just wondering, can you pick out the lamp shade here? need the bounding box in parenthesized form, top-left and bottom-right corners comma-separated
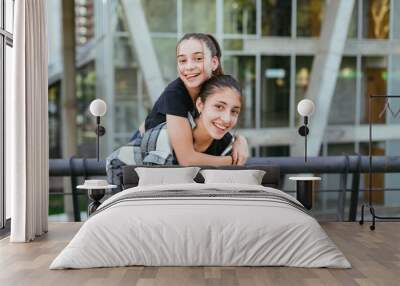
(297, 99, 315, 116)
(89, 99, 107, 117)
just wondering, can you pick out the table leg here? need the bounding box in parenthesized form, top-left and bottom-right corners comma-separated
(296, 180, 313, 210)
(88, 189, 105, 215)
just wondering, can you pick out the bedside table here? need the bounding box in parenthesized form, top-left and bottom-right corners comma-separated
(289, 177, 321, 210)
(77, 183, 117, 215)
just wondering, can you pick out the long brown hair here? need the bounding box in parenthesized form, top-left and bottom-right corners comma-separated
(177, 33, 224, 76)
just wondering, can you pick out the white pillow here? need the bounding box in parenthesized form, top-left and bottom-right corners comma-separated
(200, 169, 266, 185)
(135, 167, 200, 186)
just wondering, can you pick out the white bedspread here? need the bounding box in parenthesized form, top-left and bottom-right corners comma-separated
(50, 183, 351, 269)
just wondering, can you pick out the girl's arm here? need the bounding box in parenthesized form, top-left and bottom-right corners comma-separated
(167, 115, 233, 166)
(231, 134, 249, 165)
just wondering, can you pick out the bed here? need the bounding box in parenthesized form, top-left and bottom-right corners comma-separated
(50, 165, 350, 269)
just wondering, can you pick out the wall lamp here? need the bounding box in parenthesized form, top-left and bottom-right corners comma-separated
(297, 99, 315, 162)
(89, 99, 107, 162)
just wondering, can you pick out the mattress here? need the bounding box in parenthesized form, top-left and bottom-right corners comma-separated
(50, 183, 351, 269)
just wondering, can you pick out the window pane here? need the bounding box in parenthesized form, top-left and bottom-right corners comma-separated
(393, 0, 400, 39)
(347, 0, 358, 38)
(360, 141, 386, 206)
(259, 145, 290, 157)
(261, 56, 290, 127)
(0, 39, 3, 227)
(384, 139, 400, 213)
(327, 143, 355, 155)
(324, 143, 356, 220)
(363, 0, 390, 39)
(223, 56, 256, 128)
(114, 67, 137, 98)
(224, 0, 256, 35)
(76, 63, 96, 158)
(152, 37, 178, 83)
(5, 44, 13, 220)
(182, 0, 215, 33)
(262, 0, 291, 36)
(224, 39, 243, 51)
(295, 56, 313, 124)
(297, 0, 324, 37)
(5, 0, 14, 33)
(142, 0, 177, 33)
(113, 33, 152, 142)
(114, 82, 141, 133)
(48, 83, 62, 158)
(113, 36, 135, 68)
(115, 2, 129, 32)
(360, 56, 388, 124)
(113, 66, 150, 138)
(329, 57, 357, 125)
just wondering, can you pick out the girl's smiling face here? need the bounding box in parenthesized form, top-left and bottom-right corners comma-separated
(177, 39, 219, 90)
(196, 87, 241, 140)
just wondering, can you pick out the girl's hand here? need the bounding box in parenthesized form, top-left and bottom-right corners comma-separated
(167, 115, 233, 166)
(231, 134, 249, 165)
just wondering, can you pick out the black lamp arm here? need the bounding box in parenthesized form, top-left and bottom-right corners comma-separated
(95, 116, 106, 162)
(297, 116, 309, 163)
(95, 116, 106, 136)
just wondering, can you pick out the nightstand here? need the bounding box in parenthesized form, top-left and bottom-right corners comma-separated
(77, 182, 117, 215)
(289, 177, 321, 210)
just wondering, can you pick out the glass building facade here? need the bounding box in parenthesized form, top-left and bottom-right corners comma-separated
(47, 0, 400, 221)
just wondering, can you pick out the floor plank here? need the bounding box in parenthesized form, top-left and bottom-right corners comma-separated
(0, 222, 399, 286)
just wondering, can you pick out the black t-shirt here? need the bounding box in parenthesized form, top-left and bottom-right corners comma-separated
(145, 78, 193, 130)
(145, 77, 233, 156)
(204, 134, 233, 156)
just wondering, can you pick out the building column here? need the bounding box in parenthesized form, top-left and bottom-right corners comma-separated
(61, 0, 78, 220)
(121, 0, 164, 104)
(94, 0, 115, 156)
(291, 0, 355, 156)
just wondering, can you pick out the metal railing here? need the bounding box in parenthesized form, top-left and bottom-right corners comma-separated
(49, 155, 400, 222)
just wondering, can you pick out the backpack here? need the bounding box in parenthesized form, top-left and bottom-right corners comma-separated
(139, 112, 197, 165)
(105, 114, 192, 187)
(105, 135, 142, 189)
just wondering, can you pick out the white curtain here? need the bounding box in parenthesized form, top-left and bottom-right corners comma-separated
(7, 0, 49, 242)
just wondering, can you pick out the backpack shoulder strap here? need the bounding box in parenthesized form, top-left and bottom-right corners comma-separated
(140, 122, 167, 157)
(188, 112, 196, 129)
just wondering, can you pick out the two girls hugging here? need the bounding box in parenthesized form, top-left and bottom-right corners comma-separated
(110, 33, 248, 172)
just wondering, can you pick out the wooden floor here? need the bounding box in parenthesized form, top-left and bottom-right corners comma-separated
(0, 222, 399, 286)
